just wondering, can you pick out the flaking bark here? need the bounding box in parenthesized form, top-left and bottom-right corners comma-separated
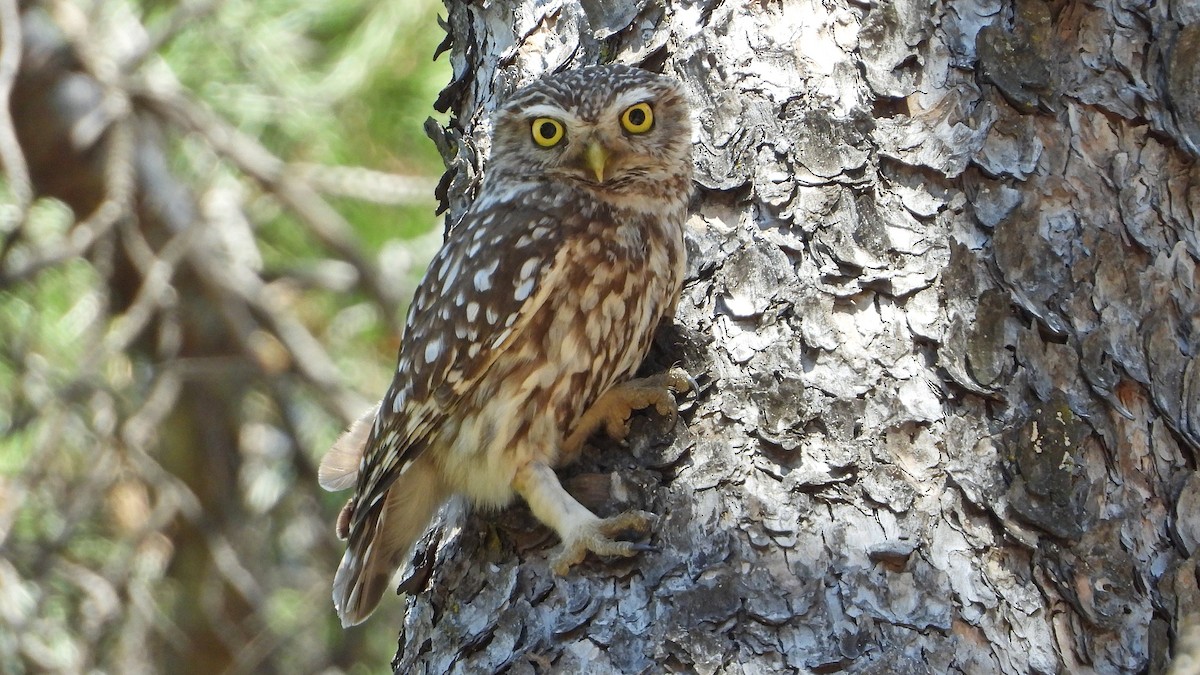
(405, 1, 1200, 672)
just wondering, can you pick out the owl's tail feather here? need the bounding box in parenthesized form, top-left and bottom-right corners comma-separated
(332, 457, 448, 627)
(318, 408, 375, 492)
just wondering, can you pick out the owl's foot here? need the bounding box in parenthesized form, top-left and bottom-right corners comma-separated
(560, 367, 694, 463)
(512, 462, 657, 574)
(550, 510, 656, 575)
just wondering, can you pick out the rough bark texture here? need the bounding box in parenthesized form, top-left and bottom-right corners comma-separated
(404, 1, 1200, 672)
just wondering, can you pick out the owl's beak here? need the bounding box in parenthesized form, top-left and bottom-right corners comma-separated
(584, 142, 608, 183)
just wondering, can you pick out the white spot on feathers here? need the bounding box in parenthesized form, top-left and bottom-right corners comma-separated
(519, 258, 538, 280)
(474, 259, 499, 291)
(424, 338, 442, 364)
(443, 255, 462, 287)
(514, 278, 534, 301)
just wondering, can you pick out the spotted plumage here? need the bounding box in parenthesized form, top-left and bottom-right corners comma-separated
(318, 64, 693, 626)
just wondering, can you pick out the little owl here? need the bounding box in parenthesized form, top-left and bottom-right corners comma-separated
(318, 64, 694, 626)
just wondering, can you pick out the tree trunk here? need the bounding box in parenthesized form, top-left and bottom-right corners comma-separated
(403, 0, 1200, 672)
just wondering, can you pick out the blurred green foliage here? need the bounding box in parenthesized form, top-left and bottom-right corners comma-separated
(0, 0, 451, 672)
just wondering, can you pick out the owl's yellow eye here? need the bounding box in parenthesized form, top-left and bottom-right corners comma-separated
(620, 102, 654, 134)
(531, 118, 565, 147)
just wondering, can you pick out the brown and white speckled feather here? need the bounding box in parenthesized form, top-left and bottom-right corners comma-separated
(319, 64, 692, 627)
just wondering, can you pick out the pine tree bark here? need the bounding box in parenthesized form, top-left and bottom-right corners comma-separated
(405, 1, 1199, 673)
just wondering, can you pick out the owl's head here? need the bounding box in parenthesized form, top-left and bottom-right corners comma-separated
(487, 65, 693, 201)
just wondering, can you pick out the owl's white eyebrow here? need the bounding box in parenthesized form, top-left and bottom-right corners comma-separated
(612, 88, 658, 109)
(523, 104, 581, 124)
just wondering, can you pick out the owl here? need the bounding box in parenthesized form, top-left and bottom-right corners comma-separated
(318, 64, 694, 627)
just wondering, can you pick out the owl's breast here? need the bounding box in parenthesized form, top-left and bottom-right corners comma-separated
(540, 206, 686, 421)
(433, 199, 686, 504)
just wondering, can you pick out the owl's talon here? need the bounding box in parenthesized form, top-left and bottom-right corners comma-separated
(672, 368, 701, 403)
(627, 541, 659, 553)
(653, 367, 694, 423)
(550, 509, 656, 575)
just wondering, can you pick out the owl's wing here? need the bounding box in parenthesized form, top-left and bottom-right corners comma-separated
(342, 205, 576, 527)
(324, 203, 581, 624)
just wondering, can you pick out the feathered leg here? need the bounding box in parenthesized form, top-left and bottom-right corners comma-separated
(512, 461, 654, 575)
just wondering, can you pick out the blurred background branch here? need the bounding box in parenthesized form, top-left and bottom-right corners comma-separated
(0, 1, 449, 672)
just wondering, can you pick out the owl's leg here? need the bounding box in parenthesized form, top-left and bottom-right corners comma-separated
(512, 461, 655, 574)
(559, 366, 693, 466)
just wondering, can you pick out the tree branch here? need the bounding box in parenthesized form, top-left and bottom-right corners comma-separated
(0, 0, 33, 217)
(137, 85, 405, 331)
